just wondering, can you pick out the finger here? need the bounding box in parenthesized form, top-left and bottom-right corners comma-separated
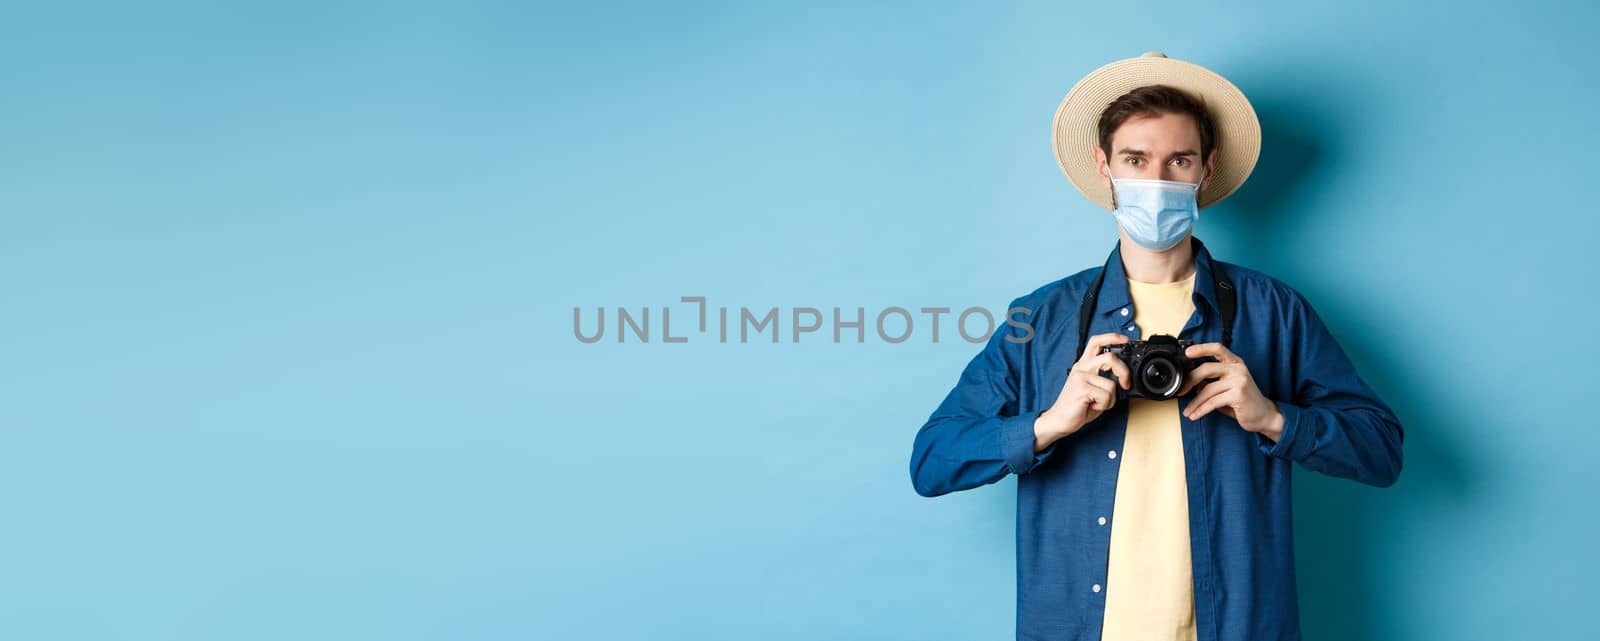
(1076, 375, 1117, 412)
(1091, 352, 1134, 390)
(1184, 342, 1242, 364)
(1176, 362, 1227, 396)
(1186, 386, 1236, 421)
(1190, 389, 1236, 421)
(1072, 347, 1130, 380)
(1080, 372, 1116, 396)
(1084, 381, 1115, 411)
(1080, 332, 1132, 365)
(1185, 375, 1234, 416)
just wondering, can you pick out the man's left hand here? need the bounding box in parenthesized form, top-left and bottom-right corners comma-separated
(1177, 343, 1285, 441)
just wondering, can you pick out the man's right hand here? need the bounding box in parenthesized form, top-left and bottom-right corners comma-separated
(1034, 332, 1132, 448)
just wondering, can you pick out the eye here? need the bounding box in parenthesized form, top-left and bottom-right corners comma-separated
(1171, 158, 1189, 166)
(1126, 157, 1141, 166)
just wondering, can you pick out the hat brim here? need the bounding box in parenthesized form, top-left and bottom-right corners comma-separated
(1052, 54, 1261, 211)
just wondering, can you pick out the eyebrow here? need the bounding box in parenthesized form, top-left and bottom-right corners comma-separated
(1116, 148, 1199, 158)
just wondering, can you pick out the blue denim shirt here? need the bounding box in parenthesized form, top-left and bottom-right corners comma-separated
(908, 235, 1404, 641)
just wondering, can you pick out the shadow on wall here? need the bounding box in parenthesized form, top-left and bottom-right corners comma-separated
(1216, 64, 1487, 639)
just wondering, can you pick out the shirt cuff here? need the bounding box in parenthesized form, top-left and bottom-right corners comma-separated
(1257, 400, 1308, 460)
(1001, 413, 1047, 475)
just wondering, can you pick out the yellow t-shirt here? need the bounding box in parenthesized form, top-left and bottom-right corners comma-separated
(1100, 272, 1198, 641)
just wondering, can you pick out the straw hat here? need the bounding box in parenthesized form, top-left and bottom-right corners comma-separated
(1051, 51, 1261, 211)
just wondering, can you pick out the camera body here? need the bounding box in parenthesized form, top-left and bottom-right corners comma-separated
(1097, 333, 1213, 401)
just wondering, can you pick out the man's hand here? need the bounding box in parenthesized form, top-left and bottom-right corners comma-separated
(1177, 342, 1286, 441)
(1035, 332, 1133, 447)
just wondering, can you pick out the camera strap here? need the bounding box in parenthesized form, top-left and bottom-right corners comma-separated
(1075, 241, 1236, 362)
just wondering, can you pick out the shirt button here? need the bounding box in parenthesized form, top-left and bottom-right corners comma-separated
(1107, 450, 1117, 459)
(1098, 516, 1107, 525)
(1120, 307, 1129, 316)
(1092, 584, 1102, 593)
(1126, 324, 1136, 332)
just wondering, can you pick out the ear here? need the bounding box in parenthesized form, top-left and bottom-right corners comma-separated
(1091, 145, 1110, 189)
(1201, 148, 1219, 188)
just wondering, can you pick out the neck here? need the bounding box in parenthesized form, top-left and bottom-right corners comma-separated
(1118, 230, 1197, 283)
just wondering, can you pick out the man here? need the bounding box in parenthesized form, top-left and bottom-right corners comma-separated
(907, 52, 1405, 641)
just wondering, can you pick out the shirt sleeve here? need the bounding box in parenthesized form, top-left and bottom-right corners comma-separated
(909, 299, 1065, 497)
(1256, 290, 1406, 488)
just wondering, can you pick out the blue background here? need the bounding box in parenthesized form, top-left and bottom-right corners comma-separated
(3, 1, 1594, 639)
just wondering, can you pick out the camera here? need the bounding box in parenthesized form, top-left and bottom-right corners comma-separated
(1096, 334, 1212, 401)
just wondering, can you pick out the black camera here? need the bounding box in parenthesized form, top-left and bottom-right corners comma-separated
(1096, 334, 1212, 401)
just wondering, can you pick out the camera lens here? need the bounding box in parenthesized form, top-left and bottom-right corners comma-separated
(1141, 357, 1182, 399)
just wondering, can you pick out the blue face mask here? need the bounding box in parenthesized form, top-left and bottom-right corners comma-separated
(1107, 170, 1203, 252)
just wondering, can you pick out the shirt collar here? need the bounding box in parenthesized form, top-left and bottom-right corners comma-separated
(1092, 235, 1222, 319)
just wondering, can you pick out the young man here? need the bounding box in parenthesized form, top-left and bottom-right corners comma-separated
(908, 52, 1405, 641)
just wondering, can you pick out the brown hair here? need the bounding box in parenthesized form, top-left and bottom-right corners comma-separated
(1096, 84, 1217, 163)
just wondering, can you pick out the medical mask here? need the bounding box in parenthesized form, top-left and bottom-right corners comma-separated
(1108, 170, 1203, 252)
